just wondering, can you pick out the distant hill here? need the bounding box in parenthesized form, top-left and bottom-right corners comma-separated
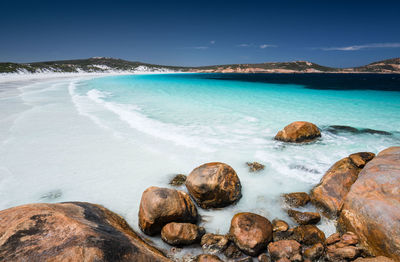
(1, 57, 399, 74)
(188, 61, 340, 73)
(350, 58, 400, 73)
(0, 57, 186, 74)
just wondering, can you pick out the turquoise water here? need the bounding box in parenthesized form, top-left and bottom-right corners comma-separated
(0, 73, 399, 257)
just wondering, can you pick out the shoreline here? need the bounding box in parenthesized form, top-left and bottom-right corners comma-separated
(0, 70, 187, 84)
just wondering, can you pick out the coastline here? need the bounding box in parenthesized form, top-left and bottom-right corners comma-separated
(0, 70, 187, 84)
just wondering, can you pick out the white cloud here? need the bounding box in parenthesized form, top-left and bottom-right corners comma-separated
(210, 40, 216, 44)
(237, 43, 251, 47)
(185, 46, 208, 50)
(321, 42, 400, 51)
(259, 44, 277, 49)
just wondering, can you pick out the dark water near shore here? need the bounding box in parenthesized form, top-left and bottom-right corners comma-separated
(178, 73, 400, 91)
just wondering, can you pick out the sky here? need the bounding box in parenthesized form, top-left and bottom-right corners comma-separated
(0, 0, 399, 67)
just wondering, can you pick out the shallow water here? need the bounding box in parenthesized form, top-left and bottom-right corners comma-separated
(0, 73, 399, 257)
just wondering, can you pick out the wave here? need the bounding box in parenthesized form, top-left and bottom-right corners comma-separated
(68, 81, 112, 131)
(71, 84, 214, 152)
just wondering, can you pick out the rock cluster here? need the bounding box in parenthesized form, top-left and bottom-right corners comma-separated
(0, 127, 397, 262)
(325, 232, 361, 261)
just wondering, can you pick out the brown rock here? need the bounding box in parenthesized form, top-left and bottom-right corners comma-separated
(325, 232, 341, 245)
(303, 243, 324, 261)
(196, 254, 224, 262)
(273, 229, 294, 242)
(273, 219, 289, 232)
(169, 174, 187, 186)
(229, 212, 273, 256)
(354, 256, 395, 262)
(341, 232, 358, 246)
(267, 240, 302, 262)
(161, 222, 204, 246)
(326, 245, 360, 261)
(0, 202, 171, 262)
(201, 233, 229, 253)
(287, 209, 321, 225)
(258, 253, 271, 262)
(274, 121, 321, 143)
(276, 259, 292, 262)
(310, 152, 375, 217)
(291, 225, 325, 245)
(224, 242, 243, 258)
(138, 187, 198, 235)
(338, 147, 400, 260)
(283, 192, 310, 208)
(246, 162, 265, 172)
(186, 162, 242, 209)
(349, 152, 375, 168)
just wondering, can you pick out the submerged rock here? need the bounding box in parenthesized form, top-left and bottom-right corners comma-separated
(310, 152, 375, 217)
(326, 125, 392, 136)
(169, 174, 187, 186)
(246, 162, 265, 172)
(326, 125, 359, 134)
(161, 222, 205, 246)
(0, 202, 171, 262)
(283, 192, 310, 208)
(186, 162, 242, 209)
(361, 128, 392, 135)
(229, 212, 273, 256)
(138, 186, 198, 235)
(267, 240, 302, 262)
(288, 164, 321, 174)
(40, 189, 62, 200)
(287, 209, 321, 225)
(274, 121, 321, 143)
(338, 147, 400, 261)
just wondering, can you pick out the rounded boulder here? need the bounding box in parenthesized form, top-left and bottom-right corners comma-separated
(186, 162, 242, 209)
(0, 202, 171, 261)
(274, 121, 321, 143)
(229, 212, 273, 256)
(161, 222, 204, 246)
(138, 186, 198, 235)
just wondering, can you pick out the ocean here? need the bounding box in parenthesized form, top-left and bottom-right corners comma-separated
(0, 73, 399, 255)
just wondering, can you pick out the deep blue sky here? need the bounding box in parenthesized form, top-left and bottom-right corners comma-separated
(1, 0, 399, 67)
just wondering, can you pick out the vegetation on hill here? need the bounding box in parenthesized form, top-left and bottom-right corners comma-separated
(0, 57, 399, 74)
